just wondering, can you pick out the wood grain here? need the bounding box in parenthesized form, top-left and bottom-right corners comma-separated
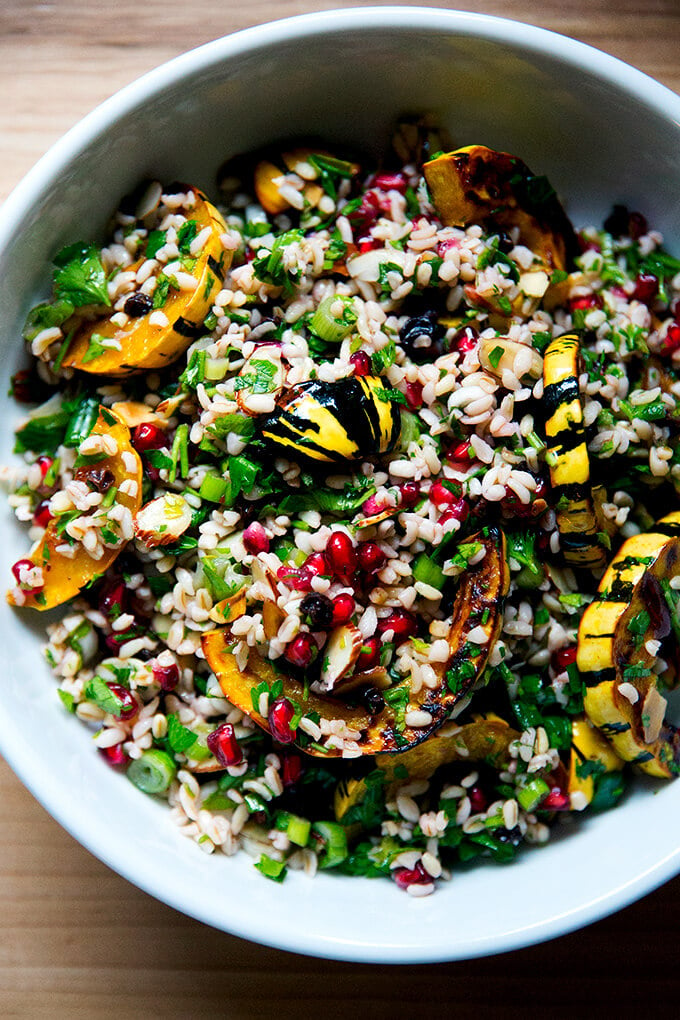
(3, 0, 680, 1014)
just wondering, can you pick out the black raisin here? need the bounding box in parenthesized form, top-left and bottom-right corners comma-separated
(299, 593, 334, 631)
(398, 311, 444, 363)
(123, 292, 153, 318)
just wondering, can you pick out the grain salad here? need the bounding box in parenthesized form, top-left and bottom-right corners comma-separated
(5, 120, 680, 894)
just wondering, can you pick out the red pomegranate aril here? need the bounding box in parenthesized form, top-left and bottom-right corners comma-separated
(399, 481, 421, 507)
(36, 455, 54, 480)
(628, 211, 648, 240)
(277, 564, 314, 591)
(633, 272, 658, 304)
(10, 558, 42, 590)
(106, 682, 139, 722)
(331, 593, 355, 626)
(284, 633, 318, 669)
(452, 325, 478, 354)
(468, 786, 487, 813)
(268, 696, 297, 744)
(662, 322, 680, 355)
(243, 521, 269, 555)
(405, 381, 423, 410)
(430, 481, 457, 506)
(393, 861, 431, 889)
(349, 351, 372, 376)
(551, 645, 578, 672)
(373, 172, 407, 193)
(152, 661, 180, 692)
(356, 636, 381, 671)
(542, 788, 571, 811)
(281, 753, 303, 787)
(377, 608, 417, 646)
(304, 551, 330, 577)
(207, 723, 243, 767)
(99, 580, 126, 618)
(447, 440, 472, 463)
(11, 370, 34, 404)
(327, 531, 357, 582)
(358, 237, 381, 253)
(132, 422, 166, 452)
(569, 293, 602, 313)
(439, 497, 470, 526)
(33, 500, 53, 528)
(99, 744, 129, 768)
(361, 494, 387, 517)
(357, 541, 387, 574)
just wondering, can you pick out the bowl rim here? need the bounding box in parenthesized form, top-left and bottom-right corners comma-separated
(2, 6, 680, 963)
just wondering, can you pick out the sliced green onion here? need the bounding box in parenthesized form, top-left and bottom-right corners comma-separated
(286, 813, 311, 847)
(412, 552, 446, 590)
(399, 410, 421, 449)
(199, 472, 229, 503)
(64, 397, 100, 448)
(170, 423, 189, 483)
(517, 777, 551, 812)
(127, 749, 176, 795)
(203, 356, 230, 381)
(254, 853, 287, 882)
(308, 294, 357, 344)
(312, 820, 348, 869)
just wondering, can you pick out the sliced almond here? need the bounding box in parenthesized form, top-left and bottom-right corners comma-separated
(250, 557, 279, 601)
(642, 685, 667, 745)
(479, 337, 543, 381)
(314, 624, 363, 693)
(134, 493, 193, 547)
(155, 392, 188, 418)
(111, 400, 170, 429)
(518, 269, 550, 299)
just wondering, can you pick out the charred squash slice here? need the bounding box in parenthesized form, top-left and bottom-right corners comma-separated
(543, 331, 607, 571)
(202, 526, 509, 757)
(7, 407, 142, 611)
(577, 512, 680, 777)
(62, 188, 228, 376)
(423, 144, 577, 272)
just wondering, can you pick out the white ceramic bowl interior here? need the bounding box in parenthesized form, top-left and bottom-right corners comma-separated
(2, 7, 680, 963)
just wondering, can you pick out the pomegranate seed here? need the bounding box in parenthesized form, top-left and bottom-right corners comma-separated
(377, 608, 417, 646)
(405, 381, 423, 409)
(551, 645, 578, 672)
(373, 172, 407, 193)
(393, 861, 431, 889)
(633, 272, 658, 304)
(281, 753, 303, 787)
(349, 351, 372, 376)
(152, 661, 180, 691)
(447, 440, 472, 464)
(436, 238, 459, 257)
(207, 722, 243, 767)
(439, 497, 470, 525)
(33, 500, 53, 528)
(358, 237, 381, 253)
(327, 532, 357, 582)
(10, 558, 43, 591)
(268, 697, 297, 744)
(628, 211, 648, 240)
(277, 564, 314, 591)
(357, 541, 387, 574)
(105, 629, 136, 654)
(132, 422, 166, 452)
(36, 455, 54, 480)
(468, 786, 487, 813)
(331, 593, 355, 626)
(304, 551, 330, 577)
(542, 788, 571, 811)
(661, 322, 680, 355)
(99, 744, 129, 768)
(569, 293, 602, 312)
(284, 633, 318, 669)
(430, 481, 457, 506)
(11, 369, 34, 404)
(501, 478, 547, 519)
(399, 481, 421, 507)
(361, 494, 387, 517)
(451, 325, 478, 354)
(106, 682, 139, 722)
(356, 636, 381, 671)
(99, 580, 127, 618)
(243, 521, 269, 555)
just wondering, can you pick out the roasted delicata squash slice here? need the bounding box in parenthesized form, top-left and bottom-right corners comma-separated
(543, 331, 607, 571)
(62, 187, 229, 376)
(577, 512, 680, 777)
(203, 526, 509, 757)
(7, 407, 142, 611)
(423, 144, 577, 272)
(260, 376, 402, 464)
(568, 713, 624, 806)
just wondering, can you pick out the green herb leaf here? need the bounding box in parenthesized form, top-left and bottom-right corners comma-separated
(53, 243, 111, 308)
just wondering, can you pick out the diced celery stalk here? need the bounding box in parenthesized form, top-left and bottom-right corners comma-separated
(312, 820, 348, 869)
(199, 472, 228, 502)
(517, 777, 550, 812)
(127, 750, 177, 795)
(286, 814, 311, 847)
(399, 410, 421, 448)
(204, 357, 231, 381)
(309, 295, 357, 343)
(412, 552, 446, 590)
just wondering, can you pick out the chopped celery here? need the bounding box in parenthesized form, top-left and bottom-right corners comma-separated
(312, 820, 348, 869)
(127, 750, 176, 795)
(286, 813, 311, 847)
(517, 777, 550, 812)
(309, 294, 357, 343)
(412, 552, 446, 590)
(199, 472, 229, 503)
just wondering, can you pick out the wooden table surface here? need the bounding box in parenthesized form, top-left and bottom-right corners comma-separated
(3, 0, 680, 1014)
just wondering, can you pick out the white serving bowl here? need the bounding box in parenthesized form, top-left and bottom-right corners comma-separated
(2, 7, 680, 963)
